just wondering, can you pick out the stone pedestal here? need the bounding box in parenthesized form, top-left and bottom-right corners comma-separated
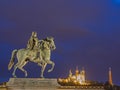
(7, 78, 59, 90)
(6, 78, 105, 90)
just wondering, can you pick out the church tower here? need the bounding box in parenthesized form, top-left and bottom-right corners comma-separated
(108, 67, 113, 85)
(81, 67, 85, 82)
(75, 66, 79, 76)
(69, 69, 72, 78)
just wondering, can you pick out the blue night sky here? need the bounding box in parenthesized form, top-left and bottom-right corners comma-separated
(0, 0, 120, 85)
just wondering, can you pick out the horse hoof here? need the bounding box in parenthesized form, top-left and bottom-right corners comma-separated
(48, 69, 52, 72)
(13, 75, 17, 78)
(40, 75, 44, 78)
(25, 75, 27, 77)
(41, 77, 44, 78)
(25, 74, 28, 77)
(41, 77, 45, 79)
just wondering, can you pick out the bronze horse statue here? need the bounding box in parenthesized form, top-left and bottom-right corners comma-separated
(8, 37, 56, 78)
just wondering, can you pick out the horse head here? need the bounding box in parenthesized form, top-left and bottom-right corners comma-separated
(46, 37, 56, 50)
(39, 37, 56, 51)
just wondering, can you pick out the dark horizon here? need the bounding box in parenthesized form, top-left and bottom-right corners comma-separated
(0, 0, 120, 85)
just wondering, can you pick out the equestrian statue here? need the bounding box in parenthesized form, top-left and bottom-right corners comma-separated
(8, 32, 56, 78)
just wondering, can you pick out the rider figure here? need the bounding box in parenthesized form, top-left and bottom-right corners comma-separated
(27, 31, 39, 50)
(27, 32, 41, 60)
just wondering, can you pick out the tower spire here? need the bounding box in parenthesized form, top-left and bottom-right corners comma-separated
(75, 66, 79, 76)
(81, 67, 85, 82)
(69, 69, 72, 77)
(108, 67, 113, 85)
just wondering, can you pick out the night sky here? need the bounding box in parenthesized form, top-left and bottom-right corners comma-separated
(0, 0, 120, 85)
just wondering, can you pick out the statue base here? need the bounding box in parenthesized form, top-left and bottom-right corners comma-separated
(7, 78, 59, 90)
(6, 78, 105, 90)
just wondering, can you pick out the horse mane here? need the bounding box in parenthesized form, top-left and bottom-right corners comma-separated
(39, 37, 54, 49)
(43, 37, 53, 42)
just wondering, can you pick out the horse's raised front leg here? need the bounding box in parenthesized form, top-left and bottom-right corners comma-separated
(46, 60, 55, 73)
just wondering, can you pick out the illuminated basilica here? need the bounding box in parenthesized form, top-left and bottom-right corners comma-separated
(57, 67, 114, 87)
(58, 67, 87, 85)
(68, 67, 86, 84)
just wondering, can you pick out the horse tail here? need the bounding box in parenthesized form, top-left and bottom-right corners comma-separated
(8, 49, 18, 70)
